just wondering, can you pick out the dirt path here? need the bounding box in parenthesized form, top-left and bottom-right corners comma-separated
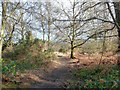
(28, 52, 76, 88)
(13, 52, 117, 88)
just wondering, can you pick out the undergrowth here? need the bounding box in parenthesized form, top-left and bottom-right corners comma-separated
(2, 40, 56, 88)
(64, 65, 120, 88)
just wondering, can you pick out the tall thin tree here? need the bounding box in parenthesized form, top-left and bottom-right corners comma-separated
(0, 1, 7, 59)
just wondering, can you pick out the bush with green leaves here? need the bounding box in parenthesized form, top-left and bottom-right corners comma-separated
(2, 38, 56, 82)
(2, 57, 46, 79)
(64, 66, 120, 88)
(2, 59, 21, 78)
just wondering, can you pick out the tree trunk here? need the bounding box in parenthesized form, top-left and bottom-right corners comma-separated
(0, 1, 7, 59)
(40, 3, 45, 43)
(21, 30, 24, 43)
(43, 28, 45, 42)
(48, 22, 50, 48)
(70, 1, 75, 59)
(46, 2, 51, 48)
(7, 24, 15, 46)
(70, 41, 74, 59)
(113, 2, 120, 65)
(47, 7, 50, 48)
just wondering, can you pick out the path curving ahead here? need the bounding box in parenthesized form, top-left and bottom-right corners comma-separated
(31, 53, 76, 88)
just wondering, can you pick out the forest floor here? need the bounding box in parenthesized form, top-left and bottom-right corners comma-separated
(10, 52, 117, 88)
(17, 52, 76, 88)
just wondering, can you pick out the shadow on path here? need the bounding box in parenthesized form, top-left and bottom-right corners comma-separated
(31, 56, 75, 88)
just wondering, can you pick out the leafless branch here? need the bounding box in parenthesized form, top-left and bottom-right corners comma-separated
(73, 25, 115, 48)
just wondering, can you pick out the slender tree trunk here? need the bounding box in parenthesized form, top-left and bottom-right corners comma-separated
(41, 19, 45, 42)
(47, 3, 50, 48)
(48, 20, 50, 47)
(21, 29, 24, 42)
(7, 24, 15, 46)
(40, 3, 45, 42)
(70, 1, 75, 59)
(0, 1, 7, 59)
(45, 2, 50, 48)
(43, 28, 45, 42)
(47, 3, 51, 48)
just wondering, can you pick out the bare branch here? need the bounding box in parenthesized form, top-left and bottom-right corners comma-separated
(73, 25, 116, 48)
(55, 17, 114, 24)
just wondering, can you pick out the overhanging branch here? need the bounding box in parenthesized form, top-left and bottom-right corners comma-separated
(54, 17, 114, 24)
(73, 25, 116, 48)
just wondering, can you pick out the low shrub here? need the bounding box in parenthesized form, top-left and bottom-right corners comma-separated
(2, 38, 56, 85)
(2, 59, 21, 78)
(64, 66, 120, 88)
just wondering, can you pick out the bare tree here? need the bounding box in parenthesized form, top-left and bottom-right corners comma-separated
(54, 1, 111, 58)
(0, 0, 7, 59)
